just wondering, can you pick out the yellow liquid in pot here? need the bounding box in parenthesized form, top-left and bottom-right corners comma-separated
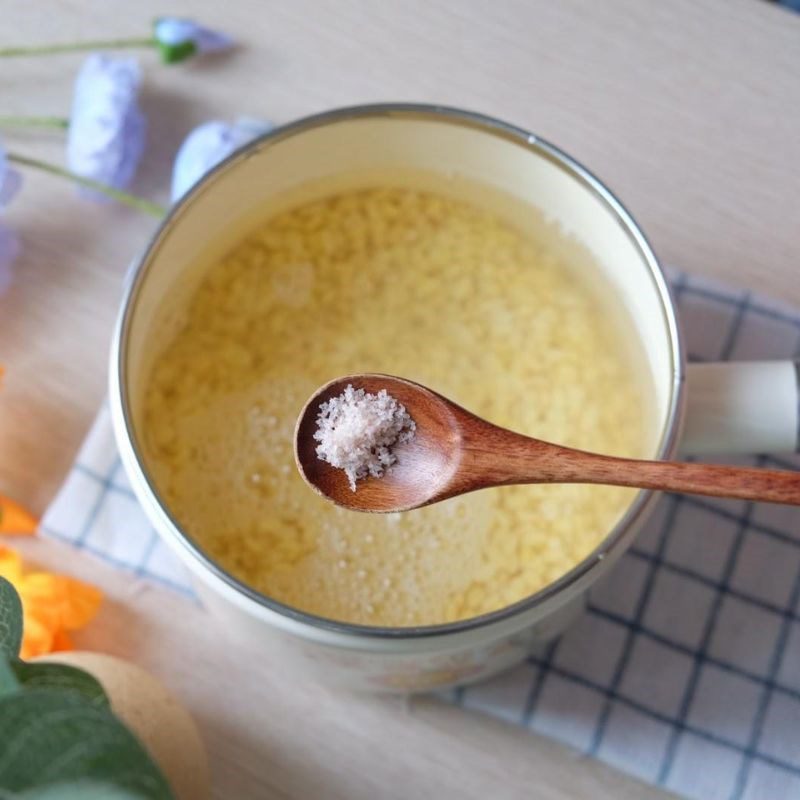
(143, 186, 646, 626)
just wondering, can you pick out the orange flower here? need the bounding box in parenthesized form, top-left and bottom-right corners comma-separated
(0, 494, 38, 535)
(0, 545, 102, 659)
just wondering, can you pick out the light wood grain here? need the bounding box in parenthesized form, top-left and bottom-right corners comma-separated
(1, 1, 798, 797)
(14, 537, 671, 800)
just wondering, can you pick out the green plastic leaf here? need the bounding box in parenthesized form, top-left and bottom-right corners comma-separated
(156, 39, 196, 64)
(0, 578, 22, 658)
(8, 661, 108, 708)
(0, 690, 174, 799)
(6, 780, 147, 799)
(0, 659, 20, 696)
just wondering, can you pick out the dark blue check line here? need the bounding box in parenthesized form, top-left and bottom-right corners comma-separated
(585, 604, 800, 705)
(681, 282, 740, 309)
(41, 524, 195, 597)
(731, 560, 800, 799)
(720, 291, 751, 361)
(73, 458, 122, 547)
(73, 462, 138, 500)
(520, 639, 560, 726)
(73, 463, 108, 484)
(681, 283, 800, 331)
(526, 653, 800, 778)
(109, 460, 124, 482)
(664, 269, 686, 284)
(626, 547, 800, 626)
(681, 494, 800, 550)
(746, 299, 800, 330)
(587, 495, 683, 755)
(657, 462, 762, 785)
(668, 272, 688, 327)
(760, 454, 800, 472)
(670, 271, 689, 307)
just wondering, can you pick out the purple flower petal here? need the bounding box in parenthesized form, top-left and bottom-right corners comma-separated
(0, 143, 22, 208)
(154, 18, 234, 54)
(0, 223, 20, 296)
(171, 118, 273, 202)
(67, 54, 146, 200)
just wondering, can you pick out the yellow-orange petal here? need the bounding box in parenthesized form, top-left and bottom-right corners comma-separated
(1, 543, 103, 657)
(61, 577, 103, 630)
(17, 573, 62, 628)
(0, 495, 38, 536)
(20, 573, 103, 630)
(0, 545, 23, 584)
(50, 629, 74, 653)
(19, 611, 56, 660)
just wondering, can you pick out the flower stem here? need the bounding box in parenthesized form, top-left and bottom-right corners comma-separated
(0, 37, 156, 57)
(7, 153, 166, 218)
(0, 116, 69, 130)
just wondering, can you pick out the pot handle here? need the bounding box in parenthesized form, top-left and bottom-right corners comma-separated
(681, 361, 800, 455)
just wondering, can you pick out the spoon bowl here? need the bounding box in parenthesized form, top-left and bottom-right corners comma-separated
(294, 375, 464, 512)
(296, 374, 800, 512)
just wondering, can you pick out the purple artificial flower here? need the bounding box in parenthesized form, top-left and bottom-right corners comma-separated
(66, 54, 146, 200)
(171, 118, 273, 202)
(154, 18, 234, 63)
(0, 141, 21, 295)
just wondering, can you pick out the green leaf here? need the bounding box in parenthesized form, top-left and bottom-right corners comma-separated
(156, 39, 196, 64)
(0, 659, 20, 696)
(0, 578, 22, 659)
(4, 780, 148, 799)
(8, 661, 108, 707)
(0, 690, 174, 799)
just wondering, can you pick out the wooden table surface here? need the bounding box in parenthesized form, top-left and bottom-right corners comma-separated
(1, 1, 798, 797)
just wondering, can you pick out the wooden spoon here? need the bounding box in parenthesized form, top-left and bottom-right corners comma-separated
(294, 374, 800, 513)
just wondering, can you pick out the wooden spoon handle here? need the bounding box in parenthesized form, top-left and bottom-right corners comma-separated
(550, 451, 800, 505)
(459, 424, 800, 506)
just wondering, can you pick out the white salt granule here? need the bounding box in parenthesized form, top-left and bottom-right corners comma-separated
(313, 384, 416, 491)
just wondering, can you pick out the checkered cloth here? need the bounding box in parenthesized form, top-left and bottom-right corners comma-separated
(42, 271, 800, 800)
